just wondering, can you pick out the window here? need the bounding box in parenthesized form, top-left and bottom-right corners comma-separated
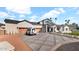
(66, 28, 68, 31)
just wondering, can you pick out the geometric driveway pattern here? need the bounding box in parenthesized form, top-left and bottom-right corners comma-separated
(22, 33, 79, 51)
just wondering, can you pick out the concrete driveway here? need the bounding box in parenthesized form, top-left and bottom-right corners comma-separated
(22, 33, 79, 51)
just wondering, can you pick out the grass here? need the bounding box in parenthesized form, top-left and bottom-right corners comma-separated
(67, 31, 79, 36)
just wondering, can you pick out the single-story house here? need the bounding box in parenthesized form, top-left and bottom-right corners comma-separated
(4, 19, 20, 35)
(4, 19, 42, 35)
(59, 25, 72, 33)
(17, 20, 42, 34)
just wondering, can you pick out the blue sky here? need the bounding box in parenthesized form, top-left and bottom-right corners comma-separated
(0, 7, 79, 25)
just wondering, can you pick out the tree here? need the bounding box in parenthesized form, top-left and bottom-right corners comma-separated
(72, 23, 79, 29)
(65, 19, 70, 25)
(54, 17, 57, 23)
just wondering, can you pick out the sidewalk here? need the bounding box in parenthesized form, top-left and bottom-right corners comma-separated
(0, 35, 32, 51)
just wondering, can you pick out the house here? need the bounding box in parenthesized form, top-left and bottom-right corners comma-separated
(59, 25, 72, 33)
(4, 19, 42, 35)
(17, 20, 35, 34)
(4, 18, 72, 35)
(50, 25, 59, 32)
(17, 20, 42, 34)
(38, 18, 59, 32)
(4, 19, 20, 35)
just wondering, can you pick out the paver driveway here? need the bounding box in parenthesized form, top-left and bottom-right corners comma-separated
(22, 33, 79, 51)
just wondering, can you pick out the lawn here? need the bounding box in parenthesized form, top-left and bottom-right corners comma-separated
(68, 31, 79, 36)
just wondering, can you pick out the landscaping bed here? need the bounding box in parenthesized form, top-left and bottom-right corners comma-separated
(50, 32, 79, 39)
(63, 31, 79, 39)
(56, 42, 79, 51)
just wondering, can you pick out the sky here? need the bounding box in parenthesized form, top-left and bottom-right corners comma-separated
(0, 0, 79, 25)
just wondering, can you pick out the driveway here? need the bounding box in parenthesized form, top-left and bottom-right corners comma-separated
(22, 33, 79, 51)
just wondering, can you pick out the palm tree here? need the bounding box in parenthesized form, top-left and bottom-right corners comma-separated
(65, 19, 70, 25)
(54, 17, 57, 24)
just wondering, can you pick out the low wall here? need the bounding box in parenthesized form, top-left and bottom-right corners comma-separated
(0, 30, 5, 35)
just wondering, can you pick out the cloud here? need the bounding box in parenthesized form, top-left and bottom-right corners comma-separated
(6, 15, 16, 20)
(6, 7, 31, 14)
(0, 11, 8, 23)
(19, 15, 25, 18)
(66, 17, 79, 24)
(18, 19, 24, 21)
(0, 11, 17, 20)
(0, 0, 31, 14)
(29, 15, 38, 22)
(30, 19, 36, 22)
(0, 12, 8, 18)
(40, 8, 65, 20)
(57, 8, 65, 13)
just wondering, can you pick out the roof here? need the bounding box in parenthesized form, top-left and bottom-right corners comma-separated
(4, 19, 40, 25)
(4, 18, 55, 25)
(38, 18, 52, 22)
(38, 18, 55, 25)
(56, 24, 77, 31)
(4, 19, 21, 24)
(20, 20, 39, 25)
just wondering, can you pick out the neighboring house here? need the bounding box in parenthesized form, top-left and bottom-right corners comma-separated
(4, 19, 20, 35)
(59, 25, 72, 33)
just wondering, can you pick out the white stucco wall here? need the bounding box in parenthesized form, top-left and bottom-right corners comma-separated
(51, 25, 59, 32)
(5, 23, 19, 34)
(34, 25, 42, 28)
(60, 26, 72, 33)
(59, 26, 64, 32)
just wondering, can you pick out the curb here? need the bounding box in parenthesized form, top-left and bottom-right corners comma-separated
(50, 33, 79, 39)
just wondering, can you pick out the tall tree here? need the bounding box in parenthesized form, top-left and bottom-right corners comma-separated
(72, 23, 79, 29)
(65, 19, 70, 25)
(55, 17, 57, 23)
